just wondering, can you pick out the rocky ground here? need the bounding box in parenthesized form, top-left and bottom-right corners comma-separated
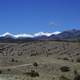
(0, 41, 80, 80)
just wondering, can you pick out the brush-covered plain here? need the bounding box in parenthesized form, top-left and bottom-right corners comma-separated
(0, 41, 80, 80)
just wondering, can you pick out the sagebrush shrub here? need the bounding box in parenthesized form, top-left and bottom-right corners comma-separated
(60, 66, 70, 72)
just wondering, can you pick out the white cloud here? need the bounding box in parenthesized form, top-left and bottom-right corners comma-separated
(49, 22, 62, 28)
(49, 22, 56, 26)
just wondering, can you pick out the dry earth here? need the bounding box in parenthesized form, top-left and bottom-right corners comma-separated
(0, 41, 80, 80)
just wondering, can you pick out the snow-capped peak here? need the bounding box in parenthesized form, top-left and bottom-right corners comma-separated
(34, 31, 61, 37)
(0, 31, 61, 38)
(14, 34, 33, 38)
(52, 31, 61, 35)
(0, 32, 14, 37)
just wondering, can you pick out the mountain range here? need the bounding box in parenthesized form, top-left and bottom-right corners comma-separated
(0, 29, 80, 42)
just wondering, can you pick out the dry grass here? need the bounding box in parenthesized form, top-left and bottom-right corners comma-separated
(0, 41, 80, 80)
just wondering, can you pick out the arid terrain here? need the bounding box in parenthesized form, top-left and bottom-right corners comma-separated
(0, 41, 80, 80)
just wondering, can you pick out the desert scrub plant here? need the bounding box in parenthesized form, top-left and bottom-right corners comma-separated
(11, 58, 15, 62)
(63, 57, 69, 60)
(33, 62, 38, 67)
(52, 77, 55, 80)
(11, 58, 18, 62)
(59, 75, 70, 80)
(76, 57, 80, 63)
(60, 66, 70, 72)
(30, 53, 37, 56)
(71, 59, 74, 62)
(18, 52, 23, 56)
(33, 62, 38, 71)
(24, 70, 39, 77)
(74, 70, 80, 80)
(7, 69, 11, 71)
(0, 70, 2, 74)
(74, 74, 80, 80)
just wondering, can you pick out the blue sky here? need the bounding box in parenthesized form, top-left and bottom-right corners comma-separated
(0, 0, 80, 34)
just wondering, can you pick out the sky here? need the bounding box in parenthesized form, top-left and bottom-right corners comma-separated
(0, 0, 80, 34)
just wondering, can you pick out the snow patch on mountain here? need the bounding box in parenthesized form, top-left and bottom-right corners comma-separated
(0, 31, 61, 38)
(34, 31, 61, 37)
(14, 34, 33, 38)
(0, 32, 14, 37)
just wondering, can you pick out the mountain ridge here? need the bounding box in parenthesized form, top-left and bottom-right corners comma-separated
(0, 29, 80, 42)
(0, 31, 61, 38)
